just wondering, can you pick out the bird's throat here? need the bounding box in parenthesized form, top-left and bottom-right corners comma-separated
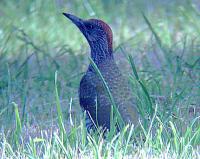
(90, 41, 113, 64)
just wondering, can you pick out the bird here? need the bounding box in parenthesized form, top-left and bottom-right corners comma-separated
(63, 13, 139, 131)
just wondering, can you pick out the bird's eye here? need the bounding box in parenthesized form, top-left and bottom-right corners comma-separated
(89, 24, 93, 29)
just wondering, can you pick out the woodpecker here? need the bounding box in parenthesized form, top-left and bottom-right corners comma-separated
(63, 13, 139, 131)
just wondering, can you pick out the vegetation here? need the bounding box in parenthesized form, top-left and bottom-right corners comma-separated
(0, 0, 199, 158)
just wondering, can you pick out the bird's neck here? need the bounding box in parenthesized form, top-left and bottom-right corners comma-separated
(90, 40, 113, 64)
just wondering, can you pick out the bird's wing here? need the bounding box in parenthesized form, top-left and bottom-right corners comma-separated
(79, 74, 97, 109)
(79, 73, 98, 130)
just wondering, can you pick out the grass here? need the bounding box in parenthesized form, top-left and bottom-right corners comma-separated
(0, 0, 200, 158)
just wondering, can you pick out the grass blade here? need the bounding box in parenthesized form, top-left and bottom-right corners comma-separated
(54, 71, 67, 143)
(128, 54, 154, 116)
(12, 102, 22, 147)
(128, 54, 139, 81)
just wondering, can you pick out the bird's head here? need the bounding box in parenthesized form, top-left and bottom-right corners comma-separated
(63, 13, 113, 54)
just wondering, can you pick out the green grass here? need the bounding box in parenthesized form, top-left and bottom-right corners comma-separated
(0, 0, 200, 158)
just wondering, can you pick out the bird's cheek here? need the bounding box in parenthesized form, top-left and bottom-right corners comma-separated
(87, 34, 97, 42)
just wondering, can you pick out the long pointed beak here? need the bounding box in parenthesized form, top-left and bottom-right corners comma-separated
(63, 13, 84, 30)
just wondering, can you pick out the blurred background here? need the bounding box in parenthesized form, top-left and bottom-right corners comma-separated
(1, 0, 200, 50)
(0, 0, 199, 133)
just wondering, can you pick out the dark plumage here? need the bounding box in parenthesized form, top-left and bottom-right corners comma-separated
(63, 13, 139, 130)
